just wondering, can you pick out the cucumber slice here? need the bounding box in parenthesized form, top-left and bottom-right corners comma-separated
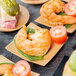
(58, 12, 72, 29)
(13, 35, 44, 61)
(69, 50, 76, 72)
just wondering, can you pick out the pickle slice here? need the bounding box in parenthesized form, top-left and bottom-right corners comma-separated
(0, 0, 19, 16)
(69, 50, 76, 72)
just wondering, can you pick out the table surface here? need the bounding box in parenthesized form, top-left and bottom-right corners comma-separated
(0, 0, 76, 76)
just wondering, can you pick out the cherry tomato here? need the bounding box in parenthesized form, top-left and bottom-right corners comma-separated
(50, 26, 67, 44)
(64, 0, 76, 17)
(12, 60, 31, 76)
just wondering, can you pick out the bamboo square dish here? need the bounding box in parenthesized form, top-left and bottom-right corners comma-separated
(0, 55, 40, 76)
(35, 16, 76, 34)
(6, 22, 65, 66)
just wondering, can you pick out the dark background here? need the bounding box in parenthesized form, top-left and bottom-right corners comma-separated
(0, 0, 76, 76)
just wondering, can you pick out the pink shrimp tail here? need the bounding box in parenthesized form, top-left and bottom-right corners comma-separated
(63, 16, 76, 24)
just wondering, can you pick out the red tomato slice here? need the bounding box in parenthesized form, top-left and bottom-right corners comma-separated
(64, 0, 76, 17)
(50, 26, 67, 44)
(12, 60, 31, 76)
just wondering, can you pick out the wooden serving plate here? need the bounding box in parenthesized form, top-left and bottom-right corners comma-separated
(35, 16, 76, 34)
(5, 22, 65, 66)
(21, 0, 49, 4)
(0, 55, 40, 76)
(0, 5, 30, 32)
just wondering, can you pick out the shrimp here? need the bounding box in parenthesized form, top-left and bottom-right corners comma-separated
(16, 25, 51, 56)
(4, 70, 14, 76)
(40, 0, 76, 26)
(0, 64, 14, 76)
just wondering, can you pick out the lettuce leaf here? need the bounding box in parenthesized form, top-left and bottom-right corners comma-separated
(64, 24, 72, 29)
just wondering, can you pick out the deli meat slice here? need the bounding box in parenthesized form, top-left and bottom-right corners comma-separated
(0, 7, 18, 29)
(4, 20, 17, 29)
(0, 17, 17, 29)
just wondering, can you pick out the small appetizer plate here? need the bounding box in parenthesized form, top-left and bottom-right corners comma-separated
(21, 0, 49, 4)
(52, 56, 69, 76)
(0, 5, 30, 32)
(35, 16, 76, 34)
(0, 55, 40, 76)
(5, 22, 65, 66)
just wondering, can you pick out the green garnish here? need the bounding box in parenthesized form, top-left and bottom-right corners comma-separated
(27, 27, 35, 34)
(64, 24, 72, 29)
(58, 12, 67, 16)
(13, 35, 44, 61)
(58, 12, 72, 29)
(69, 50, 76, 72)
(0, 0, 19, 16)
(0, 62, 15, 65)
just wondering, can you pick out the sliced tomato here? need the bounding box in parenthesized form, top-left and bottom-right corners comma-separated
(64, 0, 76, 17)
(50, 26, 67, 44)
(12, 60, 31, 76)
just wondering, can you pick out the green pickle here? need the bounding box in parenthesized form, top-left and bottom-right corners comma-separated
(69, 50, 76, 72)
(0, 0, 19, 16)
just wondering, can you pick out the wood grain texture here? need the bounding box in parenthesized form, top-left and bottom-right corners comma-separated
(5, 22, 64, 66)
(0, 5, 30, 32)
(21, 0, 49, 4)
(35, 16, 76, 33)
(0, 55, 40, 76)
